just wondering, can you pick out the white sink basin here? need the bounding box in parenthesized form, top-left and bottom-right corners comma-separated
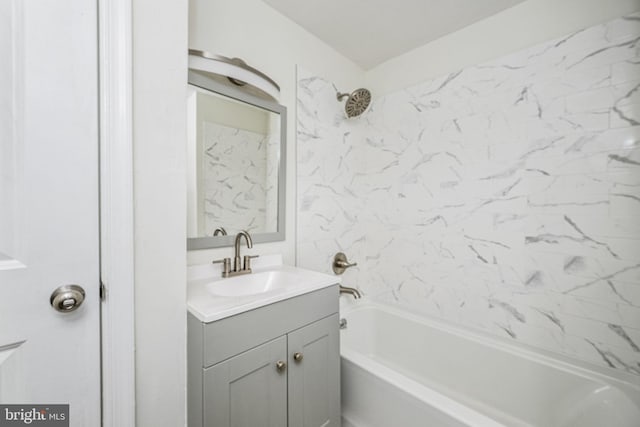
(206, 270, 300, 297)
(187, 255, 341, 323)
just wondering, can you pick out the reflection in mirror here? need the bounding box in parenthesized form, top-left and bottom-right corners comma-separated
(193, 88, 279, 235)
(187, 72, 286, 250)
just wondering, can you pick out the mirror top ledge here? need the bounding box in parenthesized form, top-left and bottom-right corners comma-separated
(187, 254, 340, 323)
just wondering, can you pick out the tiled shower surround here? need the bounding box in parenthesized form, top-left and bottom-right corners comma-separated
(297, 14, 640, 374)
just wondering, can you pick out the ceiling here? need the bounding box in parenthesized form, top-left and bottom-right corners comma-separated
(262, 0, 526, 69)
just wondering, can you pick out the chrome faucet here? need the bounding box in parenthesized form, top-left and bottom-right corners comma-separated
(211, 230, 258, 278)
(339, 285, 362, 299)
(213, 227, 227, 236)
(234, 230, 253, 273)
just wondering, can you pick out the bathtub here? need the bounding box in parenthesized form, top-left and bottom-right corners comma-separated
(340, 302, 640, 427)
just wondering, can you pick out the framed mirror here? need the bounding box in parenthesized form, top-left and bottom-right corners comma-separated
(187, 70, 286, 249)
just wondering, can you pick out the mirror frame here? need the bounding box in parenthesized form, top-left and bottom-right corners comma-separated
(187, 70, 287, 250)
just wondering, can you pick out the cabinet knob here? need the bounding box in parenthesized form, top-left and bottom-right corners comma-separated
(293, 352, 303, 362)
(276, 360, 287, 372)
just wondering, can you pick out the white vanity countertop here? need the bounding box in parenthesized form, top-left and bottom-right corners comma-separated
(187, 254, 341, 323)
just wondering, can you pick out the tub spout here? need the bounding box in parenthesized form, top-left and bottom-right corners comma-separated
(340, 285, 362, 299)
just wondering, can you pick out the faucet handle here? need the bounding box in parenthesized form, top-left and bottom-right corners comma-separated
(243, 254, 259, 271)
(212, 257, 231, 277)
(213, 227, 227, 236)
(332, 252, 357, 275)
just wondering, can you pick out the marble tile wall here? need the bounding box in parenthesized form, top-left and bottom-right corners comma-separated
(296, 71, 369, 278)
(201, 121, 278, 235)
(297, 13, 640, 375)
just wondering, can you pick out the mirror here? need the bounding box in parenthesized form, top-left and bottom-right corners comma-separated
(187, 71, 286, 249)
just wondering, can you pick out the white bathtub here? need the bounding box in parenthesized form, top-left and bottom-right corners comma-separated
(340, 302, 640, 427)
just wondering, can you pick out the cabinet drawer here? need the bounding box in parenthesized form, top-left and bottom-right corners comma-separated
(201, 285, 338, 367)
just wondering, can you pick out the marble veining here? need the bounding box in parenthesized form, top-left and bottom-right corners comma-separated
(297, 12, 640, 375)
(201, 121, 278, 235)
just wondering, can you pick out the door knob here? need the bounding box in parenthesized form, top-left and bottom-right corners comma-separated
(293, 352, 303, 362)
(50, 285, 85, 313)
(275, 360, 287, 373)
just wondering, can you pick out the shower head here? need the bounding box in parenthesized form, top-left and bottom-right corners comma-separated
(337, 88, 371, 118)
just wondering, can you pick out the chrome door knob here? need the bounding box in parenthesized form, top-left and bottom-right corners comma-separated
(293, 352, 303, 362)
(50, 285, 85, 313)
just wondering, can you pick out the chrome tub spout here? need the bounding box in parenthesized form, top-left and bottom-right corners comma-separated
(339, 285, 362, 299)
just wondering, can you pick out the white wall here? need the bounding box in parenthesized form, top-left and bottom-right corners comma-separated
(366, 0, 640, 96)
(133, 0, 188, 425)
(196, 90, 271, 134)
(187, 0, 365, 266)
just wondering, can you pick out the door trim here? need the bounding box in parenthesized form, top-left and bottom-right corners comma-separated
(99, 0, 135, 425)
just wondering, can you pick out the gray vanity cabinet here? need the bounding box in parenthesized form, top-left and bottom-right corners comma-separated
(188, 285, 341, 427)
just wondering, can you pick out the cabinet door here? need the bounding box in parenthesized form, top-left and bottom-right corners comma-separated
(204, 335, 287, 427)
(288, 314, 341, 427)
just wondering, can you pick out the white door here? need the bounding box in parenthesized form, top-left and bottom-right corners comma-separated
(0, 0, 101, 425)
